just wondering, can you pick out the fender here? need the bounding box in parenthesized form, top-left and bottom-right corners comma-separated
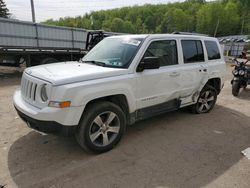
(53, 77, 137, 113)
(79, 88, 136, 113)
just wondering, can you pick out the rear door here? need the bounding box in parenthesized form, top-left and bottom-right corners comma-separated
(178, 40, 208, 98)
(204, 40, 226, 84)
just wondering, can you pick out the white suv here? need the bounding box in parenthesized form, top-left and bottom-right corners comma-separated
(14, 34, 226, 153)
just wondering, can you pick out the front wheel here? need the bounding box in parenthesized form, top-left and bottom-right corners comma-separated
(232, 81, 240, 96)
(191, 85, 217, 114)
(75, 101, 126, 153)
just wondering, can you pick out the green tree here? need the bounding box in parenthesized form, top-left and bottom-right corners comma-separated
(182, 1, 203, 32)
(196, 1, 240, 36)
(135, 17, 146, 33)
(123, 21, 136, 33)
(222, 1, 240, 35)
(160, 8, 190, 33)
(196, 2, 224, 36)
(238, 0, 250, 34)
(43, 0, 247, 36)
(186, 0, 205, 3)
(110, 18, 125, 32)
(0, 0, 9, 18)
(102, 20, 111, 31)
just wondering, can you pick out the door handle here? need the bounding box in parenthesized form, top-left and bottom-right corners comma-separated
(170, 72, 180, 77)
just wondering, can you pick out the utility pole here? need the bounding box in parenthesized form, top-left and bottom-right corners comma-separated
(30, 0, 39, 47)
(30, 0, 36, 23)
(241, 18, 245, 34)
(214, 19, 219, 37)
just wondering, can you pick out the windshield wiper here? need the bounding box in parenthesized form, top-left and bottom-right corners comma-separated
(82, 60, 106, 67)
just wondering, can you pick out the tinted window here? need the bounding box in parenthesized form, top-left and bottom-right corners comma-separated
(205, 41, 221, 60)
(181, 40, 204, 63)
(143, 40, 178, 67)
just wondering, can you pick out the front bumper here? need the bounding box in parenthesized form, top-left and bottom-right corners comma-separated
(15, 107, 76, 135)
(13, 89, 83, 135)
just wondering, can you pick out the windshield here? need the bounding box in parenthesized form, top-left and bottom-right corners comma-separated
(82, 37, 144, 68)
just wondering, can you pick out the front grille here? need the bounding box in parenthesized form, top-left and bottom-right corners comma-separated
(21, 76, 37, 101)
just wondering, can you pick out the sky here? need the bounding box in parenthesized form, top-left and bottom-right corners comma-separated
(5, 0, 185, 22)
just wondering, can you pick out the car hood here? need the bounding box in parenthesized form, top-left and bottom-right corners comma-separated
(25, 61, 128, 85)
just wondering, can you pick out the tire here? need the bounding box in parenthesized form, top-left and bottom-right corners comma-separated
(40, 58, 58, 65)
(232, 81, 240, 96)
(191, 85, 217, 114)
(75, 101, 126, 153)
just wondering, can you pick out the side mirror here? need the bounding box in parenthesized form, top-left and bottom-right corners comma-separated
(137, 57, 160, 72)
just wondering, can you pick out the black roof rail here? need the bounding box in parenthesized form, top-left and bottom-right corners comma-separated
(172, 31, 209, 37)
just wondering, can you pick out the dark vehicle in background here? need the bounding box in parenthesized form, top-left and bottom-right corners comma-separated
(231, 58, 250, 96)
(0, 18, 119, 67)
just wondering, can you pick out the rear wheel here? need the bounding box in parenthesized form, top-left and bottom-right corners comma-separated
(232, 81, 240, 96)
(75, 101, 126, 153)
(191, 85, 217, 114)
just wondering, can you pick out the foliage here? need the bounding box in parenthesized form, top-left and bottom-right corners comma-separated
(0, 0, 9, 18)
(196, 1, 240, 36)
(43, 0, 249, 36)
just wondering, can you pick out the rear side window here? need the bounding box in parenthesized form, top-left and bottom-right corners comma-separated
(181, 40, 204, 63)
(205, 41, 221, 60)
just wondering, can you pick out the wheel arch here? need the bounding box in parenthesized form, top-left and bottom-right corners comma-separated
(80, 94, 133, 125)
(205, 77, 222, 94)
(85, 94, 129, 114)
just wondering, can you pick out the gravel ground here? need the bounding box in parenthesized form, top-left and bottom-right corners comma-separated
(0, 64, 250, 188)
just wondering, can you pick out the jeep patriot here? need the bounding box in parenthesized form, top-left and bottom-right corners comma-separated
(14, 34, 226, 152)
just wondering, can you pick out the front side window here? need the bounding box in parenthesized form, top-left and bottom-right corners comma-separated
(82, 37, 144, 68)
(181, 40, 204, 63)
(143, 40, 178, 67)
(205, 40, 221, 60)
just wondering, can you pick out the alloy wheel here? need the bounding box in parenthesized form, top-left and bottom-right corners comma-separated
(89, 111, 120, 147)
(197, 90, 215, 113)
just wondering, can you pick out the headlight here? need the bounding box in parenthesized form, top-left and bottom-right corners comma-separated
(40, 84, 48, 102)
(232, 70, 238, 75)
(239, 70, 245, 76)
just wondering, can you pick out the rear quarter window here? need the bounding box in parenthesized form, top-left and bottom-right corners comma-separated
(205, 41, 221, 60)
